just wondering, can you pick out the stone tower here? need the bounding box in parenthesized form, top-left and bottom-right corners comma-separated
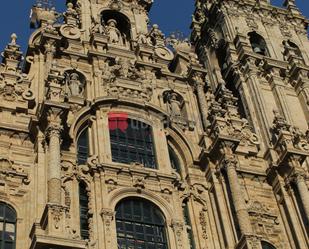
(0, 0, 308, 249)
(191, 0, 309, 248)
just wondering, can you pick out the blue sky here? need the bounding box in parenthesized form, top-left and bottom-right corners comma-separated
(0, 0, 308, 53)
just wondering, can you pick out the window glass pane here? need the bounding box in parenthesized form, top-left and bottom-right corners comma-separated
(109, 117, 157, 169)
(0, 204, 16, 249)
(4, 224, 15, 241)
(77, 129, 89, 165)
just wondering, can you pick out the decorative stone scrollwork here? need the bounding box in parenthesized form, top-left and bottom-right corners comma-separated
(103, 59, 155, 101)
(60, 3, 81, 40)
(199, 209, 208, 239)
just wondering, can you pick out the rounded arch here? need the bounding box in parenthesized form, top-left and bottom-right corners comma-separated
(70, 98, 196, 166)
(261, 241, 276, 249)
(166, 127, 195, 167)
(109, 187, 174, 223)
(100, 9, 132, 41)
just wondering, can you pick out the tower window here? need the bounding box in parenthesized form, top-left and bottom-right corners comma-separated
(77, 128, 89, 165)
(0, 203, 17, 249)
(248, 32, 269, 56)
(116, 198, 168, 249)
(79, 182, 90, 240)
(109, 115, 157, 169)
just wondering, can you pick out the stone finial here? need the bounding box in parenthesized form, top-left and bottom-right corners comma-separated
(10, 33, 17, 45)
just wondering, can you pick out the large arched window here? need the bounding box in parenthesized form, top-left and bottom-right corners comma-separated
(109, 114, 157, 169)
(0, 203, 17, 249)
(116, 198, 168, 249)
(77, 128, 89, 165)
(261, 241, 276, 249)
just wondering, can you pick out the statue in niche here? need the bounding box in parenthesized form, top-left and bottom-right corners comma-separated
(169, 92, 182, 117)
(106, 19, 122, 45)
(65, 72, 84, 97)
(164, 91, 184, 118)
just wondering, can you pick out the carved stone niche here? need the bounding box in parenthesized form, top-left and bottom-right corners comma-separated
(163, 90, 194, 131)
(63, 70, 86, 104)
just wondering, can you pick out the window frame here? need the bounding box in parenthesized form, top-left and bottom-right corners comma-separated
(77, 127, 89, 165)
(115, 198, 168, 249)
(0, 202, 17, 249)
(108, 116, 158, 169)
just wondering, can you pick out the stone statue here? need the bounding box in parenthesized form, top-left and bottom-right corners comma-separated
(106, 19, 122, 45)
(67, 72, 83, 97)
(168, 92, 182, 117)
(137, 32, 151, 45)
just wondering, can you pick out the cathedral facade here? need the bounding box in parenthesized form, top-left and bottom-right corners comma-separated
(0, 0, 308, 249)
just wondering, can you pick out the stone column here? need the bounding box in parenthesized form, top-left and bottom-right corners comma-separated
(222, 145, 253, 235)
(293, 172, 309, 222)
(46, 124, 63, 204)
(195, 81, 209, 130)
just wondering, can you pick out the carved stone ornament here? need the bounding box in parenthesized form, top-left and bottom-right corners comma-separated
(60, 3, 81, 40)
(0, 34, 35, 107)
(155, 47, 174, 61)
(104, 59, 154, 101)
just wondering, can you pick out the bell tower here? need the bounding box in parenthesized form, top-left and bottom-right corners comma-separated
(191, 0, 309, 249)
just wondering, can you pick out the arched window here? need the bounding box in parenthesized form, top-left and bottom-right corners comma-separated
(283, 40, 304, 63)
(0, 203, 17, 249)
(248, 32, 269, 56)
(79, 182, 89, 240)
(109, 114, 157, 169)
(168, 144, 181, 173)
(261, 241, 276, 249)
(116, 198, 168, 249)
(101, 10, 131, 47)
(77, 128, 89, 165)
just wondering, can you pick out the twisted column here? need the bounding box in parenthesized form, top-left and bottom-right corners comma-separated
(46, 124, 63, 204)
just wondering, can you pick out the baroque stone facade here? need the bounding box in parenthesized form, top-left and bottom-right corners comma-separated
(0, 0, 308, 249)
